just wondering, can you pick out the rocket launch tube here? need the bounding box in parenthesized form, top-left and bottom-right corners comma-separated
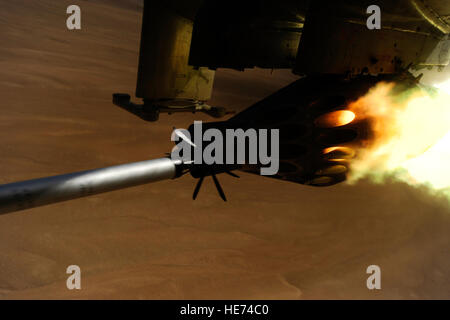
(0, 157, 180, 215)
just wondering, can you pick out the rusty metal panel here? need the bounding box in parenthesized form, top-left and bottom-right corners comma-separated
(410, 0, 450, 33)
(136, 1, 215, 101)
(294, 0, 449, 75)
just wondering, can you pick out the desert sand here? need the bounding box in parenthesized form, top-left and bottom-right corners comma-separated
(0, 0, 449, 299)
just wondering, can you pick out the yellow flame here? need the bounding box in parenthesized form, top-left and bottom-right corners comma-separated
(346, 80, 450, 196)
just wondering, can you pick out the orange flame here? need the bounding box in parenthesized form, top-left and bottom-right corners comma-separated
(315, 110, 356, 128)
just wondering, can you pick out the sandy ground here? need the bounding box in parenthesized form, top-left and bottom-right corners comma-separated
(0, 0, 449, 299)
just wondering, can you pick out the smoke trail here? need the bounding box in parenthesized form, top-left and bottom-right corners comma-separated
(346, 80, 450, 199)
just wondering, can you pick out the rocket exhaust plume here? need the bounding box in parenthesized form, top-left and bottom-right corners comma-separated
(345, 79, 450, 198)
